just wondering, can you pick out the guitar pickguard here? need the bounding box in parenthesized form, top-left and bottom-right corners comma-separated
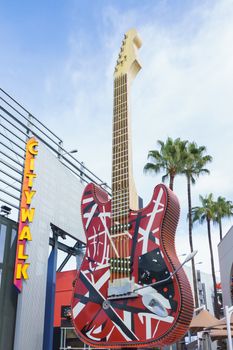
(71, 183, 193, 348)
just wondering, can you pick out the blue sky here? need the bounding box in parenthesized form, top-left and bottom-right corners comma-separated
(1, 0, 233, 276)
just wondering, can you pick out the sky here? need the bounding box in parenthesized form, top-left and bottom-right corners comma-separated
(1, 0, 233, 278)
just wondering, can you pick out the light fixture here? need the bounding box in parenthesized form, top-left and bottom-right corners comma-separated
(0, 205, 12, 217)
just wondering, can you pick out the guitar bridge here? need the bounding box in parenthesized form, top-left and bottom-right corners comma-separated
(107, 277, 137, 299)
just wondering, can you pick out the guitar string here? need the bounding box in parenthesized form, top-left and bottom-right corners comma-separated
(111, 75, 118, 282)
(115, 74, 122, 281)
(115, 74, 121, 282)
(120, 73, 125, 280)
(117, 75, 122, 279)
(118, 74, 122, 281)
(123, 73, 127, 279)
(122, 74, 126, 280)
(125, 74, 130, 279)
(115, 75, 120, 281)
(112, 74, 130, 282)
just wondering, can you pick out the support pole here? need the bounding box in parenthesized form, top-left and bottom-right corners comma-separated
(226, 305, 233, 350)
(42, 236, 58, 350)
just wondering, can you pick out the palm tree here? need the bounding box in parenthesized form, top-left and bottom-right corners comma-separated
(192, 194, 220, 318)
(144, 137, 187, 190)
(213, 196, 233, 241)
(182, 142, 212, 308)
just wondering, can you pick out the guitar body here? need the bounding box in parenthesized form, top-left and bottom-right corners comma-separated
(71, 182, 193, 348)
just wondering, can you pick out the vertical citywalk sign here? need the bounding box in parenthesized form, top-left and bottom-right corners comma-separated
(14, 137, 38, 292)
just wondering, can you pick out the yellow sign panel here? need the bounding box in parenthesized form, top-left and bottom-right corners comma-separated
(14, 138, 38, 292)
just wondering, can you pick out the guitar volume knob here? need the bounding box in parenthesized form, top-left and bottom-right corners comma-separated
(141, 270, 151, 281)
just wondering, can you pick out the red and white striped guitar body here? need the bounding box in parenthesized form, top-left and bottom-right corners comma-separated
(71, 182, 193, 348)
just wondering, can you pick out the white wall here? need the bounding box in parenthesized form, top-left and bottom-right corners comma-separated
(14, 141, 85, 350)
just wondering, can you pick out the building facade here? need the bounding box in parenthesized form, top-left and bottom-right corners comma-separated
(218, 226, 233, 308)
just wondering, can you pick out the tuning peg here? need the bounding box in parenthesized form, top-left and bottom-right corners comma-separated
(124, 34, 128, 39)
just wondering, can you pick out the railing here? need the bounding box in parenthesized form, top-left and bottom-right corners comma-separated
(0, 88, 111, 215)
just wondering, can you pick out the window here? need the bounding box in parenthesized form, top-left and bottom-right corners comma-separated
(231, 264, 233, 305)
(0, 224, 7, 263)
(10, 228, 17, 247)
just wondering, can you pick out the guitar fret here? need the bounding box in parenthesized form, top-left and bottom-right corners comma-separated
(113, 160, 128, 166)
(112, 202, 129, 207)
(112, 181, 129, 188)
(114, 101, 127, 109)
(112, 198, 129, 203)
(114, 109, 127, 113)
(113, 126, 128, 135)
(112, 156, 128, 164)
(114, 83, 127, 92)
(112, 204, 129, 209)
(112, 186, 129, 192)
(112, 209, 129, 215)
(112, 173, 129, 180)
(112, 163, 128, 170)
(113, 139, 128, 147)
(114, 94, 127, 103)
(113, 149, 128, 156)
(112, 173, 128, 177)
(113, 152, 128, 162)
(113, 134, 128, 140)
(113, 132, 128, 140)
(113, 154, 128, 159)
(113, 151, 128, 157)
(112, 192, 129, 199)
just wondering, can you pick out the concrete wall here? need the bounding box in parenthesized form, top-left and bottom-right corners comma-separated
(218, 226, 233, 308)
(14, 141, 85, 350)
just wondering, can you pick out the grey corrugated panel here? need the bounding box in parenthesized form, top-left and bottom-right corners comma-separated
(0, 188, 20, 201)
(2, 124, 25, 144)
(0, 148, 24, 166)
(0, 105, 61, 148)
(0, 88, 62, 141)
(1, 169, 22, 183)
(0, 113, 28, 139)
(0, 178, 21, 192)
(0, 159, 23, 175)
(0, 132, 25, 151)
(0, 197, 19, 209)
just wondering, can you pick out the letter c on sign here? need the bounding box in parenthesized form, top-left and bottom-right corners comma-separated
(28, 140, 38, 155)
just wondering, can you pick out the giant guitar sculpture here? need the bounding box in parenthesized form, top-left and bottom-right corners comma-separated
(71, 29, 193, 348)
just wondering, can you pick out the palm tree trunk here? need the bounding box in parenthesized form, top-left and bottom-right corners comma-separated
(187, 175, 199, 308)
(169, 174, 174, 191)
(207, 217, 219, 318)
(219, 219, 223, 241)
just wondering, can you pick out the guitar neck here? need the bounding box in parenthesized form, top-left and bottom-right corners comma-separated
(111, 73, 138, 222)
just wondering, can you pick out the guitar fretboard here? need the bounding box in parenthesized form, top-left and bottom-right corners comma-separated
(111, 74, 129, 223)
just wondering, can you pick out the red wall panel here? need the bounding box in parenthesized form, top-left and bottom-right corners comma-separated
(54, 270, 77, 327)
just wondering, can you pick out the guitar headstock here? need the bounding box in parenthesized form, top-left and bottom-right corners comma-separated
(114, 28, 142, 80)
